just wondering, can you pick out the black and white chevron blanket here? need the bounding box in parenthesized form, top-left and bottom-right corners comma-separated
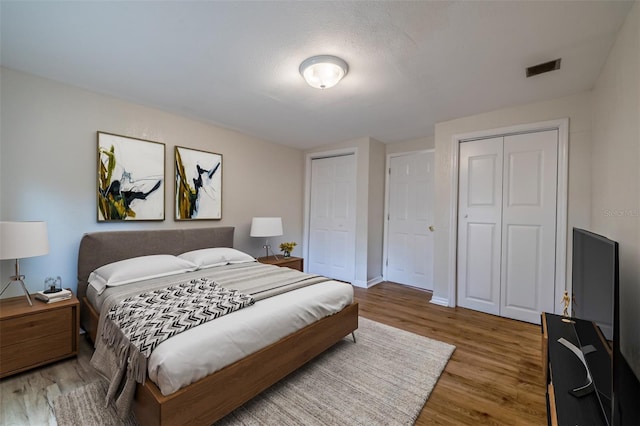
(102, 277, 254, 386)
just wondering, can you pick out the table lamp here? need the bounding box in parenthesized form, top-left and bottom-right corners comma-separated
(250, 217, 283, 259)
(0, 221, 50, 305)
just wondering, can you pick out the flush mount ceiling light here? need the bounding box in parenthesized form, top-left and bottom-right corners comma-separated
(299, 55, 348, 89)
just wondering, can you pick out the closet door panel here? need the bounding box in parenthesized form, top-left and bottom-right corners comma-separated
(503, 224, 541, 308)
(457, 137, 503, 315)
(308, 155, 356, 282)
(500, 130, 558, 324)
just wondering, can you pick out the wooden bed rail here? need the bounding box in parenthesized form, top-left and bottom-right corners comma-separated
(134, 303, 359, 425)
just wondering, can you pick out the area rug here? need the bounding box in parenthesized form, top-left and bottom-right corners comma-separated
(53, 317, 455, 426)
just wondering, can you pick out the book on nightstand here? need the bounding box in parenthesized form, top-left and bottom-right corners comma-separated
(34, 288, 72, 303)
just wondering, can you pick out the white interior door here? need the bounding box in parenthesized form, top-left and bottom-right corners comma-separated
(308, 155, 356, 282)
(457, 137, 503, 315)
(500, 131, 558, 323)
(457, 131, 559, 324)
(386, 151, 434, 290)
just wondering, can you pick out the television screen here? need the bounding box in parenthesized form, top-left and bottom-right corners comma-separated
(572, 228, 616, 340)
(613, 243, 640, 425)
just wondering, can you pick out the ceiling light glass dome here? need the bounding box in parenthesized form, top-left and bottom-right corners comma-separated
(299, 55, 348, 89)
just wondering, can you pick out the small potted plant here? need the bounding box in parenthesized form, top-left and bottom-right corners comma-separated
(279, 242, 297, 258)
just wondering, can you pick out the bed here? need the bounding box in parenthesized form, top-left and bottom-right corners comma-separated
(77, 227, 359, 425)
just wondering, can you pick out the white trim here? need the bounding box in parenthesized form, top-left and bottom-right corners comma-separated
(352, 279, 368, 288)
(348, 276, 382, 288)
(450, 119, 567, 142)
(554, 119, 569, 315)
(367, 276, 384, 288)
(303, 148, 358, 281)
(429, 296, 450, 307)
(447, 118, 569, 314)
(447, 138, 460, 307)
(382, 149, 434, 281)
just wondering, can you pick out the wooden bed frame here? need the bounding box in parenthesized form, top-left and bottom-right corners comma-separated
(77, 227, 358, 425)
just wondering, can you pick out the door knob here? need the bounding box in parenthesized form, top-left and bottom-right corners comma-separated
(428, 225, 435, 232)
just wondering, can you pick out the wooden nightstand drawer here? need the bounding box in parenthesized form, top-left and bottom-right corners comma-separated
(0, 308, 71, 348)
(0, 330, 72, 374)
(0, 293, 79, 378)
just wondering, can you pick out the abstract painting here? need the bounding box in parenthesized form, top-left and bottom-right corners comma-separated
(175, 146, 222, 220)
(97, 132, 165, 221)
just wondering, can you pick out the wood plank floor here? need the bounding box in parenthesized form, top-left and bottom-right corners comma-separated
(0, 281, 546, 425)
(0, 332, 103, 425)
(354, 282, 547, 425)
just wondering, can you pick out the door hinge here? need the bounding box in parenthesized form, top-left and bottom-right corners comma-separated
(388, 167, 391, 175)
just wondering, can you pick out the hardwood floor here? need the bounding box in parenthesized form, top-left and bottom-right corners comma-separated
(355, 282, 547, 425)
(0, 332, 102, 425)
(0, 281, 546, 425)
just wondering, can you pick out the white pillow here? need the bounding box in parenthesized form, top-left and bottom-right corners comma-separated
(178, 247, 256, 269)
(88, 254, 198, 295)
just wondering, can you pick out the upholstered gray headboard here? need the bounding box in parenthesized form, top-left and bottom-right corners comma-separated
(77, 227, 234, 305)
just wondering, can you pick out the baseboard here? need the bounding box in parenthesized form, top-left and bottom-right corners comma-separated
(367, 276, 383, 288)
(351, 280, 368, 288)
(429, 296, 450, 307)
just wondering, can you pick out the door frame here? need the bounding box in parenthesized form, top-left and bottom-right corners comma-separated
(303, 148, 358, 281)
(444, 118, 569, 315)
(382, 149, 435, 284)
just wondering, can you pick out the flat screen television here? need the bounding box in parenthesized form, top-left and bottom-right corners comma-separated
(572, 228, 615, 340)
(571, 227, 640, 425)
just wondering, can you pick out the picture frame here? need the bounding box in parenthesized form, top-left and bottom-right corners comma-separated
(175, 146, 223, 220)
(97, 132, 165, 221)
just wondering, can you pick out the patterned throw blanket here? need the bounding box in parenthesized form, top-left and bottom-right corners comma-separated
(94, 277, 255, 417)
(103, 278, 254, 383)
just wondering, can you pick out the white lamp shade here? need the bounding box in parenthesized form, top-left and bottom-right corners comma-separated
(0, 221, 49, 260)
(299, 55, 348, 89)
(250, 217, 283, 237)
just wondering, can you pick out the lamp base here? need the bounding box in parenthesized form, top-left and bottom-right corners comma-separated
(263, 244, 279, 260)
(0, 276, 33, 306)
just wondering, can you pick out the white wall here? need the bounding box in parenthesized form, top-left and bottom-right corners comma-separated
(367, 138, 385, 282)
(433, 91, 593, 304)
(0, 68, 304, 297)
(385, 136, 434, 155)
(430, 4, 639, 361)
(591, 1, 639, 377)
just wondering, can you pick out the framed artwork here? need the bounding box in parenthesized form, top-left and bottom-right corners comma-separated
(97, 132, 165, 221)
(175, 146, 222, 220)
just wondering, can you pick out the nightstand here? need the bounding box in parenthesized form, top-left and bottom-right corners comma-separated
(257, 255, 304, 272)
(0, 291, 79, 378)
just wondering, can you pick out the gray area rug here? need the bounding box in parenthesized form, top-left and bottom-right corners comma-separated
(54, 317, 455, 426)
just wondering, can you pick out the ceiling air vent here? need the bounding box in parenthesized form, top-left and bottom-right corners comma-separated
(526, 58, 561, 78)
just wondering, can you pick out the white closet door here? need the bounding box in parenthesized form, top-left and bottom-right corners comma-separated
(457, 137, 503, 315)
(386, 151, 434, 290)
(500, 130, 558, 323)
(308, 155, 356, 282)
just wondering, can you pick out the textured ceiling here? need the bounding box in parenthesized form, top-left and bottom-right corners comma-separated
(0, 1, 633, 149)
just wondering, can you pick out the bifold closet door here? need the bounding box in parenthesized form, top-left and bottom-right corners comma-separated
(457, 130, 558, 324)
(457, 137, 504, 315)
(500, 131, 557, 323)
(308, 155, 356, 283)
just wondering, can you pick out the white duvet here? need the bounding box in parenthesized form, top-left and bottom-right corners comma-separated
(148, 280, 353, 395)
